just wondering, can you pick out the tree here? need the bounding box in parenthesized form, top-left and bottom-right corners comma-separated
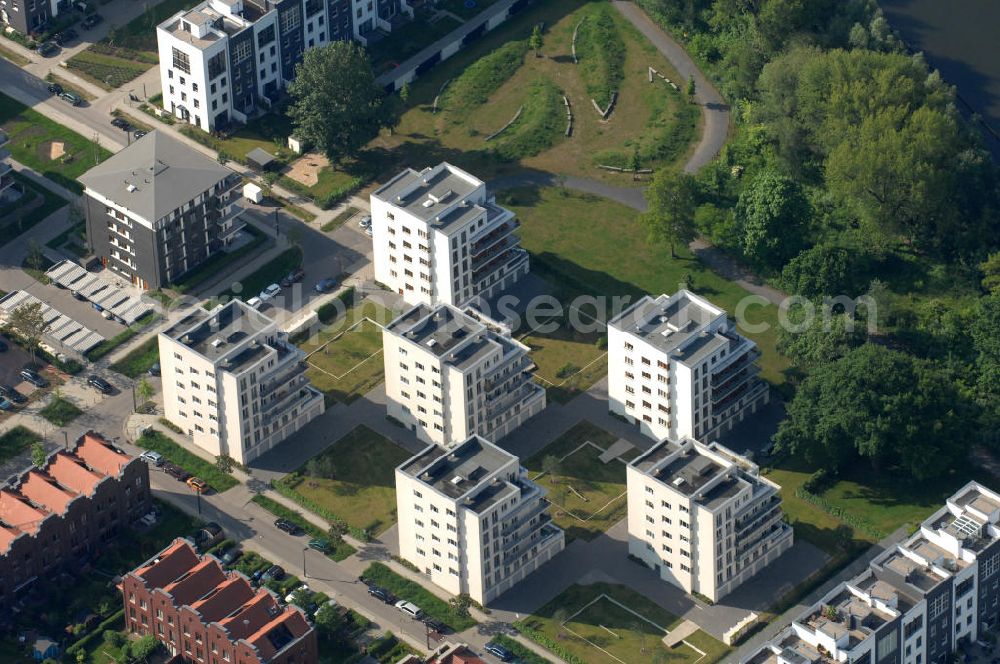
(778, 244, 867, 298)
(216, 455, 234, 474)
(529, 25, 544, 57)
(260, 171, 279, 199)
(31, 442, 48, 468)
(685, 74, 696, 102)
(981, 252, 1000, 295)
(734, 169, 810, 270)
(971, 294, 1000, 427)
(287, 41, 386, 164)
(137, 376, 154, 402)
(9, 301, 49, 366)
(25, 239, 45, 272)
(126, 634, 159, 663)
(776, 303, 867, 369)
(640, 168, 698, 258)
(774, 344, 972, 479)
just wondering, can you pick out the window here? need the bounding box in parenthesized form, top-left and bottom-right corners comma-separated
(172, 47, 191, 74)
(257, 24, 275, 46)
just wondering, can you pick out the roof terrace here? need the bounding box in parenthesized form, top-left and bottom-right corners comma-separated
(398, 436, 515, 501)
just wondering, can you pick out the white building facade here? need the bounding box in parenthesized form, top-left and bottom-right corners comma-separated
(395, 435, 565, 605)
(383, 303, 544, 447)
(158, 300, 324, 465)
(608, 290, 769, 442)
(627, 438, 793, 602)
(371, 163, 529, 308)
(156, 0, 411, 132)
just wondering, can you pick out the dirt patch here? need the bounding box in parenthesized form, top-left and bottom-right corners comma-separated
(285, 153, 329, 187)
(47, 141, 66, 160)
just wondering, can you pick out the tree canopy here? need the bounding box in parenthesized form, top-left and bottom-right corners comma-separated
(734, 169, 810, 270)
(640, 168, 698, 258)
(287, 41, 387, 164)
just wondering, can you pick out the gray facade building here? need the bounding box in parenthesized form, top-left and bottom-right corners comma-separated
(79, 131, 242, 290)
(0, 0, 59, 35)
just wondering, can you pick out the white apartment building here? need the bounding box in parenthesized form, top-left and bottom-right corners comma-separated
(395, 435, 565, 605)
(742, 482, 1000, 664)
(158, 300, 325, 465)
(627, 437, 793, 602)
(608, 290, 769, 442)
(157, 0, 411, 132)
(383, 303, 545, 447)
(371, 163, 529, 308)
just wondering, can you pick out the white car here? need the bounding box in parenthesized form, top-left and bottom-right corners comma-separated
(259, 284, 281, 301)
(364, 226, 373, 237)
(359, 215, 372, 228)
(246, 296, 264, 310)
(395, 600, 423, 619)
(284, 584, 310, 604)
(139, 451, 163, 466)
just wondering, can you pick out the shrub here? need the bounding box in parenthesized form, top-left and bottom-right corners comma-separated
(443, 39, 529, 118)
(316, 287, 356, 324)
(803, 468, 835, 493)
(575, 5, 625, 107)
(159, 417, 184, 434)
(492, 78, 564, 160)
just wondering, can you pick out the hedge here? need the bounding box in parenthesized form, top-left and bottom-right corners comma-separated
(795, 488, 886, 540)
(65, 610, 125, 656)
(513, 622, 587, 664)
(85, 312, 159, 362)
(136, 429, 238, 491)
(250, 495, 356, 561)
(316, 287, 356, 324)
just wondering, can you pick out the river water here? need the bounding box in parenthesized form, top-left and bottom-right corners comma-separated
(880, 0, 1000, 159)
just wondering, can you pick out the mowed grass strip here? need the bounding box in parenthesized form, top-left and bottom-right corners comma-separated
(278, 425, 412, 535)
(137, 429, 238, 492)
(250, 495, 356, 561)
(65, 50, 150, 89)
(363, 562, 477, 632)
(443, 39, 529, 119)
(492, 77, 565, 160)
(109, 336, 159, 378)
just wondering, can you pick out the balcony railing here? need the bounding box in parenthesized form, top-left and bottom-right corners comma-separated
(712, 367, 761, 406)
(711, 349, 760, 386)
(471, 219, 520, 257)
(473, 247, 527, 282)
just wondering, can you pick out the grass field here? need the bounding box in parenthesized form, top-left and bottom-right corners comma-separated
(0, 426, 40, 464)
(136, 429, 238, 492)
(278, 425, 412, 535)
(300, 301, 391, 404)
(1, 173, 68, 244)
(65, 49, 150, 89)
(518, 583, 729, 664)
(38, 395, 83, 426)
(519, 313, 607, 403)
(109, 336, 159, 377)
(0, 92, 111, 194)
(525, 421, 637, 541)
(504, 186, 790, 388)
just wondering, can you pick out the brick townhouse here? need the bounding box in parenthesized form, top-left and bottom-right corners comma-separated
(121, 538, 317, 664)
(0, 432, 152, 614)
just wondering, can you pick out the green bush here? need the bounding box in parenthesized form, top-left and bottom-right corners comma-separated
(0, 426, 41, 464)
(492, 78, 564, 160)
(575, 6, 625, 107)
(444, 39, 529, 118)
(316, 287, 356, 324)
(85, 312, 158, 361)
(39, 395, 83, 426)
(362, 562, 477, 632)
(65, 610, 125, 657)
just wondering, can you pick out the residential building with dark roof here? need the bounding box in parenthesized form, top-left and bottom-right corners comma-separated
(608, 290, 770, 442)
(627, 437, 792, 601)
(0, 432, 151, 614)
(78, 130, 243, 290)
(121, 538, 317, 664)
(395, 435, 564, 605)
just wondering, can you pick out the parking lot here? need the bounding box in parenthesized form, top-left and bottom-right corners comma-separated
(0, 334, 51, 398)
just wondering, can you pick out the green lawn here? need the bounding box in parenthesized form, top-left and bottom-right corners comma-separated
(300, 301, 390, 404)
(1, 173, 68, 244)
(517, 583, 729, 664)
(277, 425, 412, 536)
(362, 562, 478, 632)
(38, 395, 83, 426)
(504, 186, 790, 388)
(0, 425, 40, 464)
(321, 205, 359, 232)
(85, 312, 159, 362)
(250, 495, 357, 561)
(136, 429, 239, 492)
(519, 314, 607, 403)
(0, 92, 111, 194)
(109, 336, 160, 377)
(524, 420, 637, 542)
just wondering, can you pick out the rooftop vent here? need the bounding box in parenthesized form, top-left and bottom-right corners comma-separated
(447, 453, 459, 462)
(450, 475, 464, 485)
(425, 339, 437, 348)
(126, 184, 137, 193)
(422, 199, 435, 208)
(211, 338, 225, 348)
(672, 477, 685, 487)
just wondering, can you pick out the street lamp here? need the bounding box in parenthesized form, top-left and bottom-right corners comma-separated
(130, 380, 137, 412)
(62, 430, 68, 450)
(195, 487, 202, 515)
(302, 547, 308, 578)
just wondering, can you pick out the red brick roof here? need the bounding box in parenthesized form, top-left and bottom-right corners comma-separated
(135, 539, 202, 588)
(190, 577, 256, 623)
(46, 452, 105, 495)
(164, 558, 228, 606)
(0, 489, 48, 535)
(19, 470, 79, 515)
(74, 432, 131, 476)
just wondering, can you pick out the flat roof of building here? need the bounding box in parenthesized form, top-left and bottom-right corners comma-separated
(398, 436, 515, 503)
(165, 299, 274, 364)
(373, 163, 489, 234)
(78, 131, 235, 223)
(387, 304, 519, 372)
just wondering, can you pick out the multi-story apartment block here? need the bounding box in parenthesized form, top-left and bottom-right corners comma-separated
(372, 163, 529, 307)
(0, 432, 151, 614)
(0, 131, 15, 201)
(395, 435, 565, 605)
(383, 303, 545, 447)
(741, 482, 1000, 664)
(627, 437, 793, 602)
(0, 0, 59, 35)
(78, 131, 243, 290)
(159, 299, 324, 465)
(157, 0, 410, 132)
(121, 538, 318, 663)
(608, 290, 769, 442)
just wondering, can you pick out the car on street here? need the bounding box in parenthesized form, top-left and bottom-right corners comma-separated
(358, 215, 371, 228)
(307, 538, 332, 553)
(36, 41, 59, 57)
(162, 463, 190, 481)
(59, 91, 83, 106)
(110, 117, 130, 129)
(484, 642, 514, 662)
(147, 362, 161, 376)
(186, 477, 209, 493)
(87, 375, 114, 394)
(274, 518, 302, 536)
(47, 82, 63, 95)
(261, 565, 285, 581)
(395, 600, 423, 620)
(20, 368, 49, 388)
(139, 450, 163, 466)
(246, 296, 264, 310)
(367, 586, 392, 603)
(314, 278, 338, 293)
(259, 283, 281, 301)
(81, 13, 102, 28)
(0, 385, 26, 404)
(279, 268, 305, 287)
(0, 397, 14, 412)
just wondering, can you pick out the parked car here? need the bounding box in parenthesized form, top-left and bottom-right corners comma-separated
(364, 226, 373, 237)
(0, 397, 14, 412)
(358, 215, 372, 228)
(313, 278, 338, 293)
(147, 362, 161, 377)
(0, 385, 26, 404)
(279, 268, 305, 287)
(219, 547, 242, 566)
(186, 477, 209, 493)
(133, 130, 147, 139)
(307, 538, 332, 553)
(423, 618, 448, 635)
(484, 642, 514, 662)
(47, 82, 63, 95)
(163, 463, 190, 481)
(284, 584, 309, 604)
(53, 28, 77, 45)
(36, 41, 59, 57)
(395, 600, 423, 620)
(59, 91, 82, 106)
(261, 565, 285, 581)
(139, 450, 164, 466)
(20, 368, 49, 388)
(246, 296, 264, 310)
(81, 13, 102, 28)
(110, 116, 130, 129)
(259, 283, 281, 301)
(367, 586, 392, 603)
(274, 518, 302, 536)
(87, 375, 114, 394)
(71, 289, 87, 300)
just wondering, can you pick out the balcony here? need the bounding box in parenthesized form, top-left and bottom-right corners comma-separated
(472, 247, 527, 282)
(259, 361, 309, 398)
(712, 366, 761, 406)
(711, 349, 760, 386)
(261, 385, 322, 426)
(471, 219, 520, 257)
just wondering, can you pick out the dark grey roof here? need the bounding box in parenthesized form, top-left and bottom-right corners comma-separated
(78, 131, 233, 223)
(246, 147, 275, 168)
